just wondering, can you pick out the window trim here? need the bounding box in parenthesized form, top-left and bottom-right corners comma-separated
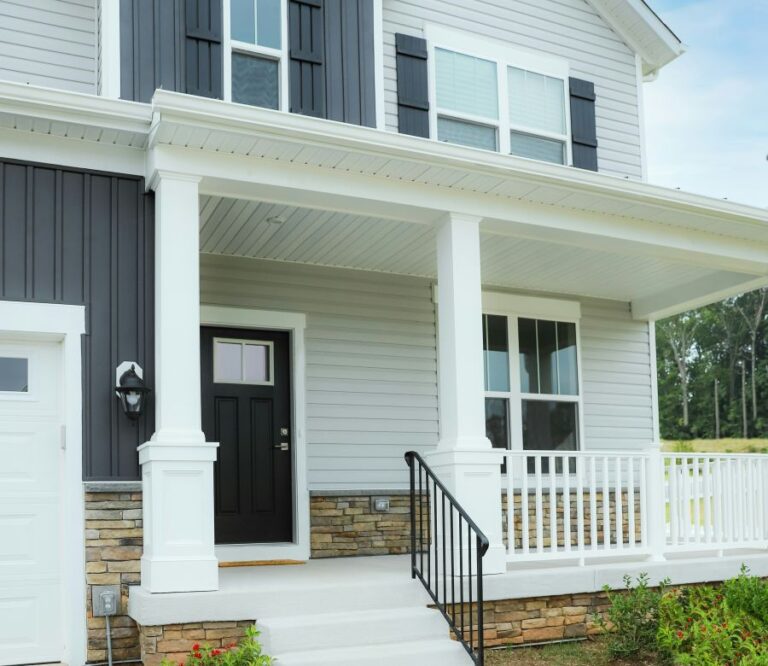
(213, 336, 275, 386)
(222, 0, 290, 111)
(482, 300, 585, 455)
(425, 24, 573, 164)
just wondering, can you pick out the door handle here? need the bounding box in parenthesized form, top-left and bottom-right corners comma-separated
(274, 442, 290, 451)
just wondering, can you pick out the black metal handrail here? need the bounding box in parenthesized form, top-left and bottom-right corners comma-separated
(405, 451, 489, 666)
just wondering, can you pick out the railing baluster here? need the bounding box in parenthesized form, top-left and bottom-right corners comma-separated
(442, 493, 447, 607)
(669, 456, 678, 546)
(576, 455, 585, 558)
(549, 455, 557, 554)
(692, 456, 701, 544)
(506, 452, 514, 557)
(602, 456, 610, 549)
(521, 455, 530, 555)
(590, 456, 598, 552)
(681, 457, 691, 544)
(535, 456, 544, 553)
(615, 456, 623, 550)
(639, 454, 647, 547)
(563, 456, 572, 552)
(703, 457, 712, 544)
(627, 457, 635, 548)
(713, 457, 722, 545)
(433, 479, 439, 600)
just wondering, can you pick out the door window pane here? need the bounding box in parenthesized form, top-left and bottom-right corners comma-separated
(214, 342, 243, 383)
(244, 344, 270, 383)
(508, 66, 565, 135)
(510, 132, 565, 164)
(435, 48, 498, 120)
(232, 53, 279, 109)
(522, 400, 578, 452)
(557, 322, 578, 395)
(231, 0, 281, 49)
(0, 358, 28, 392)
(437, 117, 497, 151)
(483, 315, 509, 391)
(518, 318, 538, 394)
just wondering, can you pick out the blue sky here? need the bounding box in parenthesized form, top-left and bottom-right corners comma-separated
(643, 0, 767, 207)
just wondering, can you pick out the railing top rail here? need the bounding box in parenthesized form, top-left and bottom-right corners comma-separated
(404, 451, 490, 556)
(492, 449, 651, 458)
(662, 452, 768, 460)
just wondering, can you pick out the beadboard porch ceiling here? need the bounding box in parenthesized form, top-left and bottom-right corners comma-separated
(199, 195, 764, 316)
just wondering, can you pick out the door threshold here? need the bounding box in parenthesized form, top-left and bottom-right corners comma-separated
(215, 542, 309, 563)
(219, 559, 305, 568)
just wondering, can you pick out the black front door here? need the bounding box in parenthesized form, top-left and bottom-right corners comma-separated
(201, 327, 293, 544)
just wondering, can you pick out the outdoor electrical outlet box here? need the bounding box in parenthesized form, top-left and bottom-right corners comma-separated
(371, 496, 390, 512)
(92, 585, 120, 617)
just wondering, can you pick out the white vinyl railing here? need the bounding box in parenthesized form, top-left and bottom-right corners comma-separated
(664, 453, 768, 551)
(497, 448, 768, 564)
(498, 450, 654, 563)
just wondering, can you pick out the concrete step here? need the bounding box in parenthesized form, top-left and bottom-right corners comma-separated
(259, 606, 448, 653)
(271, 638, 472, 665)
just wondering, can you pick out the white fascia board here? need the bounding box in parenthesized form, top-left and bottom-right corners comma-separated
(585, 0, 685, 76)
(0, 81, 151, 134)
(148, 90, 768, 232)
(632, 273, 768, 321)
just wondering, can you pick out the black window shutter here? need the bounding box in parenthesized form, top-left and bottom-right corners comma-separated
(395, 33, 429, 138)
(569, 77, 598, 171)
(289, 0, 326, 117)
(184, 0, 223, 99)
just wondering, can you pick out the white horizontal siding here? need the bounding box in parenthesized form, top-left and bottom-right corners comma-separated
(200, 255, 439, 491)
(200, 256, 654, 490)
(382, 0, 643, 179)
(0, 0, 96, 93)
(580, 299, 655, 451)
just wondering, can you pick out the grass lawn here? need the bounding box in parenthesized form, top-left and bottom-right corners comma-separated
(662, 438, 768, 453)
(486, 639, 659, 665)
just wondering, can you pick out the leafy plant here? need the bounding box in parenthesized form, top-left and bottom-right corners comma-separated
(595, 573, 668, 659)
(160, 626, 273, 666)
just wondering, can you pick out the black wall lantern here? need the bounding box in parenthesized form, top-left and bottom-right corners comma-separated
(115, 362, 150, 420)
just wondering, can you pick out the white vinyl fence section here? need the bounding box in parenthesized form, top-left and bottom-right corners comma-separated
(497, 448, 768, 565)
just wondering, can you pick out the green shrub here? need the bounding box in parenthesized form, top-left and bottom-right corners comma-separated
(160, 626, 273, 666)
(723, 565, 768, 619)
(596, 573, 668, 660)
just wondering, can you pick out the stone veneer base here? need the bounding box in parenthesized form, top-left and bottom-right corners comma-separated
(138, 621, 255, 665)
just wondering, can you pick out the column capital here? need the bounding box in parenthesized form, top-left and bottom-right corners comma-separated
(148, 169, 202, 192)
(437, 211, 484, 227)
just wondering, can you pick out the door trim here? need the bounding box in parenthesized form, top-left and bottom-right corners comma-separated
(0, 300, 86, 666)
(200, 305, 309, 562)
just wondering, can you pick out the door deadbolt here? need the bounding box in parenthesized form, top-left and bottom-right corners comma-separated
(280, 427, 289, 436)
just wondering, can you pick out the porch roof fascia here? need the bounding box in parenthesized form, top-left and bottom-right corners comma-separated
(146, 90, 768, 239)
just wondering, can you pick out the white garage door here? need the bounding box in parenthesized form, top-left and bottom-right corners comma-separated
(0, 340, 63, 666)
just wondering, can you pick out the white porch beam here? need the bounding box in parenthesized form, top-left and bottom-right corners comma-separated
(139, 172, 219, 593)
(426, 213, 506, 574)
(632, 272, 768, 321)
(148, 144, 768, 276)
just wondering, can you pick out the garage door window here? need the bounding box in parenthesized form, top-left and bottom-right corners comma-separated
(0, 357, 28, 392)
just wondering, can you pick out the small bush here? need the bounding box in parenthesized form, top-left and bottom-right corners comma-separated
(160, 626, 273, 666)
(596, 573, 668, 660)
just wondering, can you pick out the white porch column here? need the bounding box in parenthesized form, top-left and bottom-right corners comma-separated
(425, 212, 506, 574)
(139, 172, 219, 593)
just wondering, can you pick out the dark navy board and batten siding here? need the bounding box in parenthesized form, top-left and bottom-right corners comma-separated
(0, 160, 154, 480)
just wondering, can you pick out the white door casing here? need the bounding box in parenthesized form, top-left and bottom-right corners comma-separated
(0, 340, 63, 666)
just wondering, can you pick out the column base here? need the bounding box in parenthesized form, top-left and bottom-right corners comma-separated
(141, 555, 219, 593)
(139, 439, 220, 593)
(424, 447, 507, 575)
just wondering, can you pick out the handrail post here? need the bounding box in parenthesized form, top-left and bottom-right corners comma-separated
(646, 443, 667, 561)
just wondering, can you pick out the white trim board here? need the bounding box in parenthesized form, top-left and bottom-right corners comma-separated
(433, 287, 582, 321)
(200, 305, 309, 562)
(0, 301, 87, 666)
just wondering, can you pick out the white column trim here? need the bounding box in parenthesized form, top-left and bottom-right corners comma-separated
(200, 305, 310, 562)
(99, 0, 121, 99)
(0, 301, 87, 666)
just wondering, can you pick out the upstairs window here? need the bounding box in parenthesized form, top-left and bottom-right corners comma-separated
(428, 26, 571, 165)
(225, 0, 287, 110)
